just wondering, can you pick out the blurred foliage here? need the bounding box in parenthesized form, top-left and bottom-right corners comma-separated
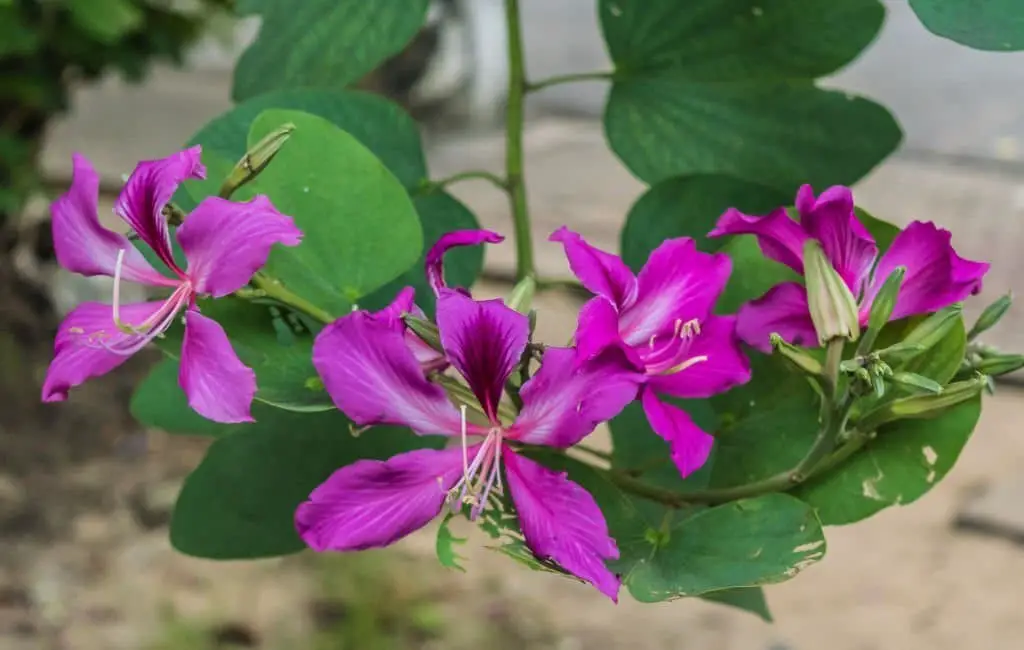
(0, 0, 233, 217)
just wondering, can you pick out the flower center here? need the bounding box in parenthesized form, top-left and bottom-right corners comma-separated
(640, 318, 709, 376)
(70, 249, 192, 356)
(447, 405, 504, 520)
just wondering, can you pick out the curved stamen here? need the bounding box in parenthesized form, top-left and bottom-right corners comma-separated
(448, 407, 505, 520)
(642, 318, 708, 376)
(71, 253, 193, 356)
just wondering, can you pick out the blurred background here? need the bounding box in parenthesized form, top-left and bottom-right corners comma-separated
(1, 1, 1023, 648)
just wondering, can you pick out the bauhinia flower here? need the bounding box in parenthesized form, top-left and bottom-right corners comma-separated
(41, 147, 302, 422)
(550, 228, 751, 479)
(300, 287, 642, 601)
(708, 184, 990, 352)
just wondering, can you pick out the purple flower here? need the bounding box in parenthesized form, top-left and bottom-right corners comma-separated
(550, 228, 751, 480)
(708, 184, 990, 352)
(301, 287, 642, 601)
(41, 147, 302, 423)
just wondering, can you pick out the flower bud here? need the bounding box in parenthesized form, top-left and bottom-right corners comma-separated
(901, 304, 963, 350)
(771, 333, 824, 376)
(857, 266, 905, 355)
(804, 240, 860, 345)
(403, 314, 444, 354)
(857, 374, 985, 431)
(875, 341, 928, 365)
(890, 371, 944, 395)
(974, 353, 1024, 377)
(219, 123, 295, 198)
(507, 276, 537, 315)
(967, 292, 1012, 342)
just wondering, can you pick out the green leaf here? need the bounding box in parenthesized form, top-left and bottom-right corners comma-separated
(435, 514, 468, 572)
(620, 174, 790, 271)
(622, 494, 825, 602)
(700, 588, 773, 622)
(178, 90, 484, 313)
(708, 354, 821, 488)
(600, 0, 900, 189)
(182, 89, 428, 192)
(66, 0, 143, 44)
(605, 80, 901, 190)
(246, 109, 423, 316)
(154, 297, 334, 413)
(796, 395, 982, 525)
(545, 456, 825, 603)
(232, 0, 430, 101)
(171, 417, 444, 559)
(910, 0, 1024, 51)
(601, 0, 882, 80)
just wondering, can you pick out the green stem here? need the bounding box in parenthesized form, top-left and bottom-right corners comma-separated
(602, 393, 855, 507)
(526, 71, 614, 92)
(824, 338, 844, 397)
(248, 272, 334, 325)
(426, 170, 507, 192)
(504, 0, 535, 282)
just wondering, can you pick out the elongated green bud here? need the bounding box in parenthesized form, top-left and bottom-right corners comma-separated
(804, 240, 860, 345)
(890, 371, 944, 395)
(403, 315, 444, 354)
(974, 353, 1024, 377)
(857, 374, 985, 431)
(507, 276, 537, 315)
(967, 293, 1012, 341)
(875, 341, 928, 365)
(219, 123, 295, 198)
(901, 304, 963, 350)
(858, 266, 905, 355)
(770, 333, 824, 376)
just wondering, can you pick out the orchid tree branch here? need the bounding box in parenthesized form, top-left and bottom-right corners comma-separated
(504, 0, 536, 282)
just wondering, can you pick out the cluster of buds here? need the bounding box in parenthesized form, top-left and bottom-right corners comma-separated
(773, 241, 1012, 433)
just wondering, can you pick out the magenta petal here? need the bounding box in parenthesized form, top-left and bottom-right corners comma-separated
(868, 221, 990, 322)
(177, 195, 301, 297)
(736, 282, 818, 352)
(374, 287, 448, 370)
(503, 450, 621, 601)
(375, 286, 417, 327)
(574, 296, 643, 369)
(709, 206, 809, 274)
(115, 146, 206, 272)
(436, 290, 528, 422)
(312, 311, 463, 435)
(42, 301, 167, 401)
(640, 389, 714, 479)
(51, 154, 171, 285)
(649, 315, 751, 399)
(549, 227, 637, 309)
(512, 347, 641, 447)
(296, 446, 466, 552)
(620, 238, 732, 346)
(425, 229, 503, 295)
(796, 185, 877, 293)
(179, 310, 256, 423)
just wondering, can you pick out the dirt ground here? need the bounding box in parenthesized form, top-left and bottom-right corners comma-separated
(1, 276, 1022, 650)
